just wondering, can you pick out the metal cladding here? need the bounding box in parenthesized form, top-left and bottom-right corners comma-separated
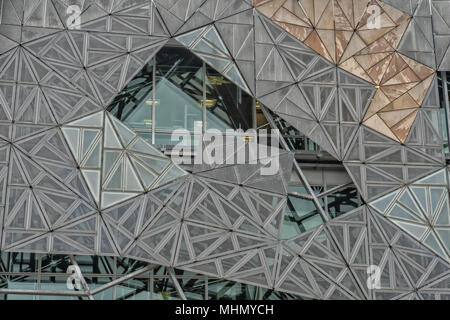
(0, 0, 448, 299)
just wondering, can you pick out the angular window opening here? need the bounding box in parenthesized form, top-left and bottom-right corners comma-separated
(107, 61, 154, 132)
(107, 44, 255, 148)
(259, 108, 321, 153)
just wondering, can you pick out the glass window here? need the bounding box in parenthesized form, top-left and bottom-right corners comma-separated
(0, 253, 303, 300)
(179, 277, 205, 300)
(256, 101, 269, 129)
(152, 277, 181, 300)
(88, 277, 115, 300)
(207, 279, 259, 300)
(155, 46, 204, 135)
(73, 256, 115, 275)
(39, 254, 72, 273)
(115, 279, 150, 300)
(5, 252, 39, 273)
(2, 276, 38, 300)
(107, 61, 154, 132)
(39, 276, 78, 293)
(326, 187, 360, 219)
(205, 65, 254, 131)
(115, 258, 149, 275)
(107, 44, 258, 148)
(154, 132, 200, 147)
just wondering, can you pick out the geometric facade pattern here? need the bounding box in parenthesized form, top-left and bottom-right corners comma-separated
(253, 0, 436, 143)
(0, 0, 449, 299)
(370, 168, 450, 262)
(383, 0, 450, 70)
(327, 206, 450, 299)
(62, 111, 187, 209)
(343, 75, 445, 202)
(431, 0, 450, 70)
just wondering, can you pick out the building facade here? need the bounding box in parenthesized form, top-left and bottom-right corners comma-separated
(0, 0, 449, 300)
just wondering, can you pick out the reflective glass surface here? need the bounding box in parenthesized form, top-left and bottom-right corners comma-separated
(261, 288, 306, 300)
(326, 187, 360, 219)
(438, 72, 450, 154)
(205, 65, 254, 131)
(0, 253, 298, 300)
(283, 186, 325, 239)
(107, 62, 154, 131)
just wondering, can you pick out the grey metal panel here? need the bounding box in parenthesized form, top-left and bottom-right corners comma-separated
(0, 0, 447, 299)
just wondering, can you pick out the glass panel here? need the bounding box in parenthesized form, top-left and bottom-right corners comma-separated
(71, 256, 115, 275)
(205, 64, 253, 131)
(207, 279, 259, 300)
(261, 288, 307, 300)
(92, 288, 114, 300)
(154, 46, 204, 137)
(3, 252, 38, 273)
(0, 253, 321, 300)
(179, 277, 205, 300)
(326, 187, 360, 219)
(88, 277, 115, 300)
(283, 186, 325, 239)
(256, 101, 269, 129)
(1, 276, 38, 300)
(107, 60, 154, 131)
(116, 258, 149, 275)
(40, 254, 72, 273)
(438, 72, 450, 154)
(440, 108, 449, 153)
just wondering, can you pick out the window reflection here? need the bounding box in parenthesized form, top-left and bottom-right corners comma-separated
(205, 65, 254, 131)
(155, 46, 204, 134)
(262, 108, 322, 152)
(107, 62, 154, 131)
(437, 72, 450, 154)
(326, 187, 360, 219)
(0, 253, 309, 300)
(283, 186, 324, 239)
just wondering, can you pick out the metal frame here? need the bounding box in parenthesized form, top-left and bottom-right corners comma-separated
(0, 0, 448, 300)
(441, 71, 450, 155)
(0, 253, 304, 300)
